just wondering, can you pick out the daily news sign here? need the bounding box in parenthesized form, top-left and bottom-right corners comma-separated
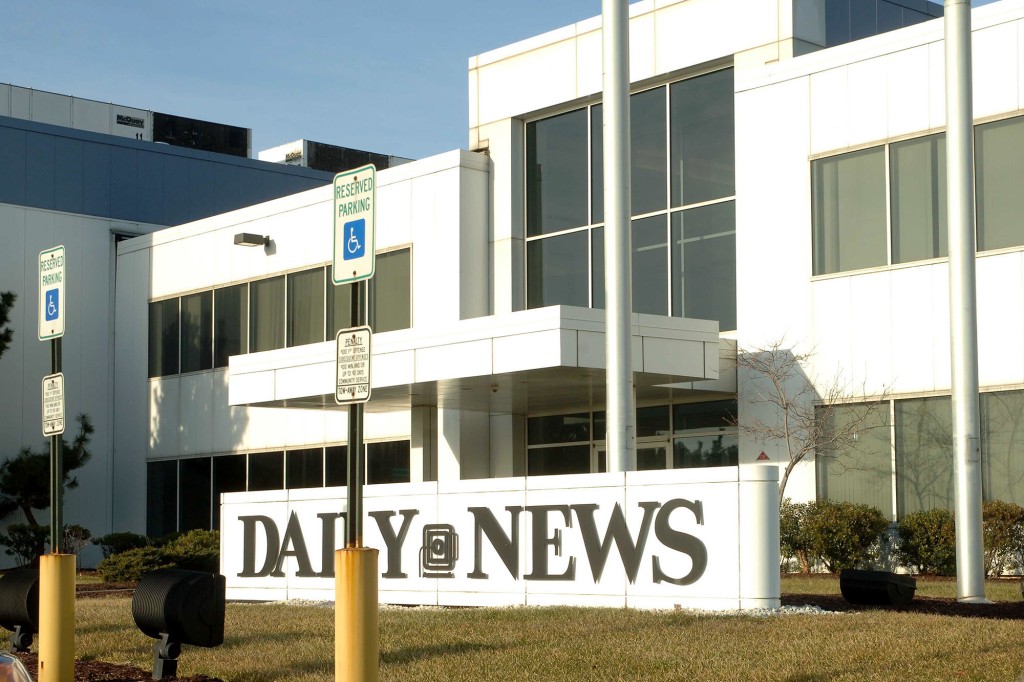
(221, 467, 780, 610)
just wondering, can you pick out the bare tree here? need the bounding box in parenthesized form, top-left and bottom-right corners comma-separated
(0, 291, 14, 360)
(736, 339, 889, 506)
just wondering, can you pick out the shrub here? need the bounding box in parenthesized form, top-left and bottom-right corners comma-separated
(896, 508, 956, 575)
(96, 529, 220, 582)
(780, 500, 811, 573)
(61, 524, 92, 556)
(94, 531, 150, 558)
(982, 500, 1024, 577)
(97, 546, 172, 582)
(161, 529, 219, 573)
(800, 499, 889, 572)
(0, 524, 48, 566)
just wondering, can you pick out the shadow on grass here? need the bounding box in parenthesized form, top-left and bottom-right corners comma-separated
(782, 593, 1024, 620)
(382, 642, 499, 666)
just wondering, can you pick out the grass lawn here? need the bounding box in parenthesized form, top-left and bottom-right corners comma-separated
(71, 576, 1024, 682)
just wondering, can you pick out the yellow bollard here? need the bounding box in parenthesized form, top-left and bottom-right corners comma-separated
(335, 547, 378, 682)
(38, 553, 75, 682)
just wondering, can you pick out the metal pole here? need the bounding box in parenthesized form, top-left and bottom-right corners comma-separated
(603, 0, 634, 473)
(346, 282, 365, 548)
(944, 0, 987, 603)
(49, 338, 62, 554)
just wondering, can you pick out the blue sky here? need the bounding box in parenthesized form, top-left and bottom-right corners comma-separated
(0, 1, 1004, 160)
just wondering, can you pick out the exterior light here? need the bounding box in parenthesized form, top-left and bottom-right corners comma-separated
(233, 232, 270, 247)
(0, 569, 39, 652)
(132, 569, 226, 680)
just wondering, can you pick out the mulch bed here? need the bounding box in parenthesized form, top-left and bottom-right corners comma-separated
(12, 652, 222, 682)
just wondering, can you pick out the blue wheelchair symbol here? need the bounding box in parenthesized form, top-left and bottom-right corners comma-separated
(45, 289, 59, 322)
(343, 219, 366, 261)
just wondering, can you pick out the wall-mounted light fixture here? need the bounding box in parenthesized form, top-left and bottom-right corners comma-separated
(233, 233, 270, 247)
(132, 569, 226, 680)
(0, 569, 39, 652)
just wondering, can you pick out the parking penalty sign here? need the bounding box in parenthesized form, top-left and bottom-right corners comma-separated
(42, 373, 65, 436)
(333, 164, 376, 285)
(336, 326, 371, 405)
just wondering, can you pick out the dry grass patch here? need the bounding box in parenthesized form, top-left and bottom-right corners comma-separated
(68, 577, 1024, 681)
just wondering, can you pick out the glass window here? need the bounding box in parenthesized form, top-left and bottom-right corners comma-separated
(286, 448, 324, 489)
(815, 404, 893, 514)
(180, 291, 212, 373)
(325, 445, 348, 487)
(673, 434, 738, 468)
(528, 445, 591, 476)
(591, 88, 668, 220)
(250, 276, 285, 353)
(179, 457, 211, 531)
(671, 69, 735, 206)
(148, 298, 179, 378)
(976, 116, 1024, 252)
(287, 268, 325, 347)
(633, 216, 669, 315)
(327, 269, 355, 338)
(526, 109, 589, 236)
(248, 451, 284, 491)
(370, 249, 411, 333)
(981, 390, 1024, 505)
(637, 445, 668, 471)
(812, 147, 887, 275)
(147, 460, 178, 538)
(636, 405, 670, 437)
(367, 441, 411, 484)
(528, 413, 591, 445)
(527, 230, 589, 309)
(212, 454, 246, 530)
(891, 134, 946, 264)
(673, 400, 737, 431)
(671, 202, 736, 330)
(895, 396, 953, 517)
(214, 284, 247, 368)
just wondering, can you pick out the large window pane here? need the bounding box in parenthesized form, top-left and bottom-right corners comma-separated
(812, 147, 886, 275)
(528, 445, 590, 476)
(527, 231, 589, 309)
(981, 390, 1024, 505)
(673, 434, 738, 468)
(179, 457, 211, 531)
(214, 284, 247, 368)
(147, 460, 177, 537)
(895, 396, 953, 517)
(287, 268, 325, 347)
(212, 454, 246, 530)
(976, 116, 1024, 251)
(636, 405, 670, 437)
(638, 446, 668, 471)
(286, 448, 324, 489)
(250, 276, 285, 352)
(327, 267, 355, 338)
(325, 445, 349, 487)
(891, 134, 946, 264)
(248, 451, 284, 491)
(671, 69, 735, 206)
(528, 413, 591, 445)
(592, 89, 668, 219)
(673, 400, 737, 432)
(526, 109, 588, 236)
(370, 249, 411, 333)
(181, 291, 212, 373)
(367, 441, 410, 484)
(671, 202, 736, 331)
(816, 404, 892, 514)
(632, 215, 668, 315)
(148, 298, 179, 378)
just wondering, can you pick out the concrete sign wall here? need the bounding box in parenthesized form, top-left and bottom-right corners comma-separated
(221, 466, 780, 610)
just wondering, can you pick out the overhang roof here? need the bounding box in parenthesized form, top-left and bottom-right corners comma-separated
(228, 306, 726, 414)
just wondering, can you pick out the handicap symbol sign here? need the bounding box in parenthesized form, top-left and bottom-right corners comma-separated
(45, 289, 59, 322)
(343, 219, 366, 261)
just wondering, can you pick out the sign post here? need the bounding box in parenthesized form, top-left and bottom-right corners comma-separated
(37, 246, 74, 682)
(333, 165, 378, 682)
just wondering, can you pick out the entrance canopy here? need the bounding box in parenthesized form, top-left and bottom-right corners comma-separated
(228, 306, 723, 415)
